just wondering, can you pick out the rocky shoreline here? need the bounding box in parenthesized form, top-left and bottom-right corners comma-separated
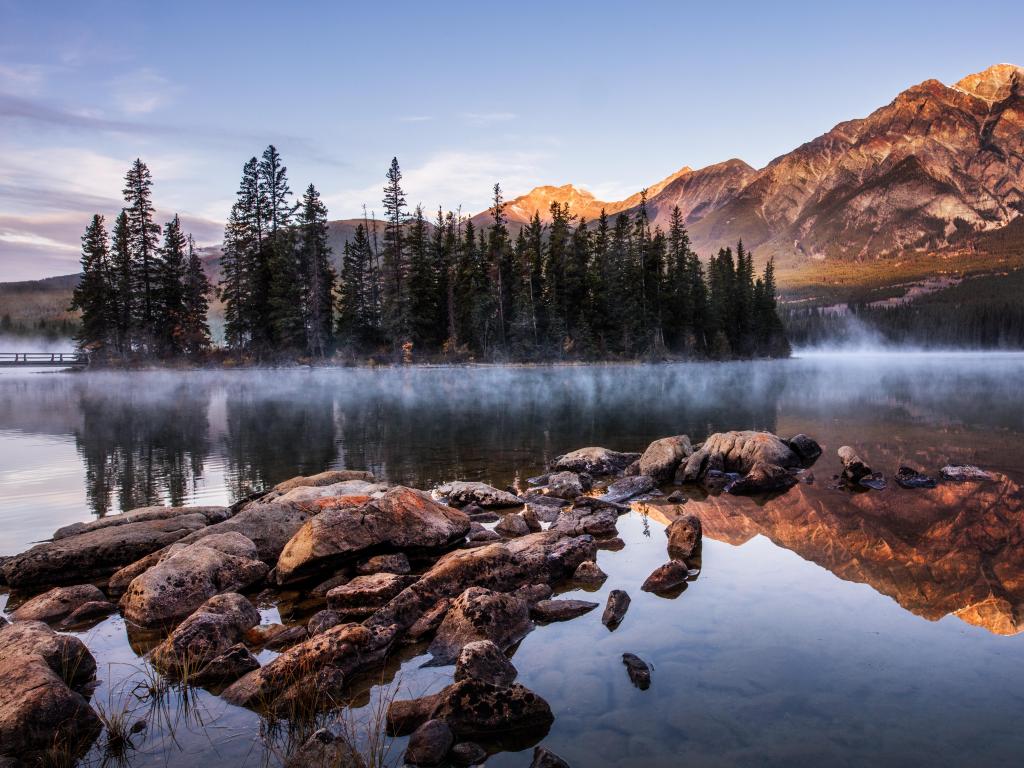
(0, 430, 994, 767)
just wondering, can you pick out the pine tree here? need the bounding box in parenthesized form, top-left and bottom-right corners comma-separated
(219, 158, 263, 354)
(337, 224, 374, 347)
(122, 159, 161, 348)
(587, 209, 614, 353)
(181, 235, 212, 357)
(297, 184, 335, 357)
(70, 215, 114, 353)
(543, 202, 573, 352)
(407, 204, 436, 350)
(110, 210, 133, 356)
(156, 214, 187, 355)
(488, 183, 514, 351)
(381, 157, 408, 343)
(260, 147, 303, 351)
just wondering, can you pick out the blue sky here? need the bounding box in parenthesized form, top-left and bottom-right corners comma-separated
(1, 0, 1022, 280)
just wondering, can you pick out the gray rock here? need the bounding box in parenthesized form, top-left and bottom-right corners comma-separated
(544, 471, 587, 500)
(572, 560, 607, 584)
(838, 446, 872, 482)
(455, 639, 517, 687)
(283, 724, 365, 768)
(60, 599, 116, 628)
(495, 513, 531, 538)
(553, 506, 618, 536)
(450, 741, 488, 765)
(602, 590, 630, 629)
(190, 643, 260, 686)
(622, 653, 651, 690)
(531, 599, 599, 622)
(405, 719, 454, 766)
(941, 465, 992, 482)
(433, 481, 523, 509)
(552, 447, 640, 476)
(598, 475, 656, 504)
(725, 461, 797, 495)
(150, 593, 261, 676)
(308, 609, 346, 636)
(428, 587, 532, 664)
(511, 583, 553, 605)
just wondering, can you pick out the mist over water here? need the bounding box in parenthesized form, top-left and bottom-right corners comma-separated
(2, 355, 1024, 767)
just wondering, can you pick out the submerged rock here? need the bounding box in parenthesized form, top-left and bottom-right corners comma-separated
(455, 639, 517, 687)
(638, 435, 693, 483)
(859, 472, 887, 491)
(120, 532, 268, 628)
(531, 599, 599, 622)
(450, 741, 488, 765)
(572, 560, 607, 585)
(0, 621, 100, 755)
(551, 447, 640, 476)
(622, 653, 651, 690)
(941, 465, 992, 482)
(641, 561, 690, 594)
(434, 481, 523, 509)
(665, 514, 702, 560)
(2, 505, 229, 589)
(598, 475, 656, 504)
(428, 587, 532, 664)
(896, 466, 937, 489)
(405, 719, 454, 766)
(602, 590, 631, 629)
(275, 487, 470, 584)
(10, 583, 107, 624)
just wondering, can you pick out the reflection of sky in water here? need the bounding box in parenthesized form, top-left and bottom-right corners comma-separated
(1, 355, 1024, 766)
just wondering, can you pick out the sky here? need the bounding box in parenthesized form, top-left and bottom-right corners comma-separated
(1, 0, 1022, 281)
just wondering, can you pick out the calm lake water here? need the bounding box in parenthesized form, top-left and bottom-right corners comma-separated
(2, 353, 1024, 767)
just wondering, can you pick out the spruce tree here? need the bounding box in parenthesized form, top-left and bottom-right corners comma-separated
(181, 235, 212, 357)
(122, 159, 161, 348)
(110, 210, 133, 356)
(297, 183, 335, 357)
(406, 204, 436, 351)
(381, 157, 408, 343)
(70, 215, 114, 353)
(488, 183, 514, 350)
(337, 224, 374, 347)
(156, 214, 187, 355)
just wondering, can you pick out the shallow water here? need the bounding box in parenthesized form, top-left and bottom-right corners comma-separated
(2, 354, 1024, 767)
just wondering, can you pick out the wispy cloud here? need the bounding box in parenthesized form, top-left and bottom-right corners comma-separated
(0, 64, 48, 96)
(461, 111, 517, 125)
(399, 115, 433, 123)
(109, 69, 179, 115)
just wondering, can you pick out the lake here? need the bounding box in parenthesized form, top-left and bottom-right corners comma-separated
(2, 353, 1024, 767)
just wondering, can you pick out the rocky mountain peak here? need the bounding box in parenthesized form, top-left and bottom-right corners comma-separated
(953, 63, 1024, 102)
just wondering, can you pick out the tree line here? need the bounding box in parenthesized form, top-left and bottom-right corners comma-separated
(73, 150, 790, 362)
(71, 159, 212, 359)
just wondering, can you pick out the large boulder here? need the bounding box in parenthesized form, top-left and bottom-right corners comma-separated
(544, 472, 589, 500)
(10, 584, 108, 624)
(275, 487, 470, 584)
(150, 593, 261, 679)
(454, 640, 518, 687)
(638, 435, 693, 483)
(433, 481, 523, 508)
(120, 532, 268, 628)
(272, 480, 386, 506)
(405, 719, 454, 767)
(551, 447, 640, 476)
(269, 469, 375, 496)
(0, 621, 100, 755)
(553, 506, 618, 536)
(679, 431, 801, 482)
(326, 573, 418, 618)
(428, 587, 532, 664)
(2, 506, 229, 589)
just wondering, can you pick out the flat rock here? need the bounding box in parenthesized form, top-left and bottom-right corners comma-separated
(0, 621, 100, 754)
(2, 506, 228, 589)
(327, 573, 418, 617)
(271, 469, 375, 495)
(602, 590, 630, 629)
(434, 481, 523, 508)
(638, 435, 693, 483)
(428, 587, 532, 664)
(531, 599, 599, 622)
(641, 561, 690, 593)
(275, 487, 470, 584)
(598, 475, 656, 504)
(455, 639, 518, 687)
(622, 653, 651, 689)
(10, 583, 107, 624)
(175, 498, 323, 563)
(552, 447, 640, 476)
(120, 532, 268, 628)
(941, 465, 992, 482)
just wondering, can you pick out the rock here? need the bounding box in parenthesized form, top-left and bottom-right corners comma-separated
(271, 469, 375, 495)
(387, 693, 441, 736)
(896, 466, 937, 489)
(523, 498, 564, 523)
(283, 724, 366, 768)
(941, 465, 992, 482)
(468, 510, 501, 523)
(641, 561, 690, 593)
(355, 552, 411, 575)
(638, 435, 693, 483)
(455, 639, 517, 687)
(175, 498, 322, 563)
(450, 741, 488, 765)
(787, 434, 823, 466)
(405, 599, 452, 643)
(405, 719, 454, 766)
(544, 471, 587, 500)
(2, 506, 229, 589)
(468, 525, 502, 543)
(495, 513, 531, 538)
(838, 446, 872, 482)
(0, 621, 100, 754)
(275, 487, 470, 584)
(190, 643, 260, 687)
(859, 472, 887, 490)
(265, 625, 309, 650)
(60, 599, 116, 628)
(10, 584, 107, 624)
(666, 490, 687, 503)
(308, 609, 345, 636)
(531, 599, 599, 622)
(602, 590, 630, 629)
(553, 506, 618, 536)
(512, 583, 553, 605)
(310, 572, 352, 596)
(572, 560, 607, 585)
(596, 536, 625, 551)
(531, 746, 571, 767)
(430, 679, 554, 740)
(623, 459, 641, 476)
(327, 573, 418, 617)
(150, 593, 261, 677)
(665, 515, 702, 560)
(725, 461, 797, 495)
(428, 587, 532, 664)
(552, 447, 640, 476)
(222, 622, 397, 710)
(120, 532, 268, 628)
(598, 475, 656, 504)
(272, 481, 386, 506)
(526, 474, 549, 486)
(520, 505, 543, 532)
(702, 431, 802, 474)
(701, 469, 738, 491)
(621, 653, 651, 690)
(434, 481, 523, 508)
